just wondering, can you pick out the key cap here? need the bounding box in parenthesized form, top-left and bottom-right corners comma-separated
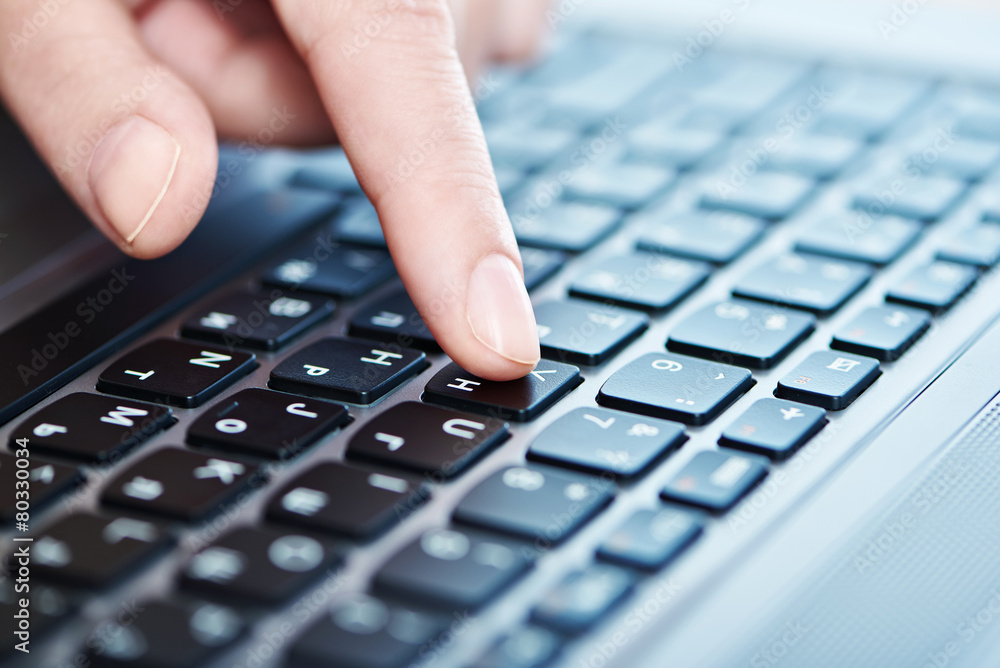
(82, 600, 244, 668)
(180, 289, 334, 351)
(511, 202, 620, 252)
(700, 171, 815, 220)
(485, 125, 576, 171)
(374, 527, 530, 610)
(733, 253, 874, 316)
(9, 392, 172, 462)
(534, 301, 648, 366)
(598, 353, 754, 426)
(636, 211, 765, 264)
(521, 247, 567, 291)
(531, 565, 635, 635)
(187, 388, 349, 459)
(266, 462, 429, 540)
(831, 305, 931, 361)
(885, 261, 979, 314)
(289, 595, 442, 668)
(454, 465, 614, 543)
(853, 174, 966, 221)
(181, 527, 342, 604)
(569, 253, 711, 313)
(423, 360, 582, 422)
(794, 215, 921, 266)
(937, 224, 1000, 267)
(719, 398, 827, 460)
(667, 301, 816, 370)
(598, 507, 704, 571)
(331, 198, 386, 247)
(775, 350, 881, 410)
(0, 453, 82, 524)
(562, 161, 675, 209)
(811, 71, 927, 138)
(348, 402, 508, 478)
(97, 339, 256, 408)
(626, 122, 723, 169)
(32, 513, 172, 588)
(660, 450, 768, 513)
(262, 241, 395, 298)
(348, 289, 439, 351)
(269, 337, 427, 404)
(103, 447, 261, 522)
(0, 582, 73, 655)
(474, 627, 561, 668)
(766, 133, 862, 179)
(293, 148, 363, 194)
(528, 407, 685, 478)
(912, 137, 1000, 181)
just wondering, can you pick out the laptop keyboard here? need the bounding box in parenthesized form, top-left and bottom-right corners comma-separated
(4, 27, 1000, 668)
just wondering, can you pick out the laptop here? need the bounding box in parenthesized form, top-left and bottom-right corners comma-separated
(3, 1, 1000, 666)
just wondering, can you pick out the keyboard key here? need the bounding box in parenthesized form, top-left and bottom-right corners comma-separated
(733, 253, 873, 316)
(262, 242, 395, 298)
(937, 224, 1000, 267)
(885, 261, 979, 314)
(531, 565, 635, 635)
(181, 527, 342, 604)
(597, 353, 754, 426)
(667, 301, 816, 369)
(423, 360, 582, 422)
(82, 601, 244, 668)
(700, 171, 814, 220)
(180, 289, 334, 351)
(0, 453, 82, 524)
(534, 301, 648, 366)
(454, 465, 614, 543)
(562, 161, 675, 209)
(766, 133, 862, 179)
(485, 124, 576, 170)
(831, 305, 931, 361)
(598, 507, 704, 571)
(794, 215, 921, 266)
(293, 148, 363, 194)
(348, 402, 508, 478)
(719, 398, 827, 460)
(97, 339, 256, 408)
(913, 137, 1000, 181)
(626, 122, 723, 168)
(569, 253, 711, 312)
(660, 450, 768, 513)
(331, 199, 386, 247)
(474, 626, 561, 668)
(187, 388, 350, 459)
(266, 462, 429, 540)
(33, 513, 172, 588)
(511, 202, 620, 252)
(853, 175, 966, 221)
(9, 392, 172, 462)
(289, 595, 442, 668)
(374, 528, 530, 610)
(636, 211, 765, 264)
(269, 337, 427, 404)
(528, 407, 685, 478)
(348, 289, 439, 351)
(775, 350, 881, 410)
(0, 582, 73, 655)
(103, 447, 261, 522)
(811, 71, 927, 138)
(521, 247, 568, 291)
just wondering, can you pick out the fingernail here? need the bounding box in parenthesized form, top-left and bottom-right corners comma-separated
(467, 253, 540, 365)
(88, 115, 181, 246)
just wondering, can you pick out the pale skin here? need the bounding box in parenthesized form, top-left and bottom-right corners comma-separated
(0, 0, 547, 380)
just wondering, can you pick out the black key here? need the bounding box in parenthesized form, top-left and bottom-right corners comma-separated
(348, 289, 439, 351)
(329, 199, 386, 247)
(528, 407, 685, 478)
(853, 175, 966, 221)
(937, 224, 1000, 268)
(82, 600, 245, 668)
(187, 388, 349, 459)
(775, 350, 881, 410)
(597, 353, 754, 426)
(262, 241, 395, 298)
(454, 465, 613, 543)
(636, 211, 765, 264)
(660, 450, 768, 513)
(423, 360, 581, 422)
(97, 339, 256, 408)
(474, 627, 561, 668)
(511, 202, 620, 252)
(531, 565, 635, 635)
(885, 261, 979, 314)
(831, 305, 931, 361)
(719, 398, 827, 460)
(266, 462, 429, 540)
(795, 215, 920, 266)
(0, 453, 82, 524)
(180, 289, 334, 351)
(598, 507, 703, 571)
(562, 161, 675, 209)
(534, 301, 648, 366)
(181, 526, 341, 604)
(766, 133, 862, 179)
(700, 171, 814, 219)
(521, 247, 567, 291)
(568, 253, 711, 312)
(348, 402, 508, 478)
(733, 253, 873, 316)
(626, 122, 723, 168)
(374, 527, 530, 610)
(103, 447, 261, 522)
(289, 595, 441, 668)
(269, 337, 427, 404)
(667, 300, 815, 370)
(293, 148, 363, 194)
(0, 582, 73, 655)
(32, 513, 172, 588)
